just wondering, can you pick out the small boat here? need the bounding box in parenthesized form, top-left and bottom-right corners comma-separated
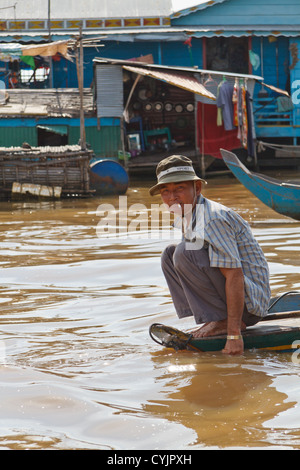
(220, 149, 300, 221)
(149, 292, 300, 353)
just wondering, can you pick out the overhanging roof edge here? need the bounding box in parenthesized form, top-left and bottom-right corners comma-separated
(93, 57, 264, 82)
(122, 64, 216, 100)
(171, 0, 229, 19)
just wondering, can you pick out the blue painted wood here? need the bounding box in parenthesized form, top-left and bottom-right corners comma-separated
(250, 35, 298, 139)
(268, 293, 300, 314)
(221, 149, 300, 220)
(49, 39, 203, 86)
(253, 97, 293, 134)
(251, 37, 290, 92)
(172, 0, 300, 26)
(53, 43, 162, 88)
(255, 126, 297, 138)
(289, 38, 300, 127)
(0, 117, 120, 128)
(161, 38, 203, 67)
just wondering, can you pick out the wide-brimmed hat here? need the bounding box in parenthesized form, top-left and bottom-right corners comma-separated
(149, 155, 206, 196)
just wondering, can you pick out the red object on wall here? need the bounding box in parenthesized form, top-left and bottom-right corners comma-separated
(184, 37, 192, 47)
(197, 102, 241, 159)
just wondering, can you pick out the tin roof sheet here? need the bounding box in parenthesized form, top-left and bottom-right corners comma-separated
(94, 57, 264, 82)
(0, 0, 172, 19)
(1, 25, 298, 44)
(171, 0, 228, 18)
(123, 64, 216, 100)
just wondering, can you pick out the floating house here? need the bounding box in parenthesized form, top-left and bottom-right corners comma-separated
(170, 0, 300, 166)
(0, 85, 122, 158)
(0, 0, 300, 169)
(93, 56, 266, 175)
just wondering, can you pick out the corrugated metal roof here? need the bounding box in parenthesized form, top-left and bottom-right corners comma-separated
(1, 25, 298, 44)
(95, 65, 124, 118)
(94, 57, 264, 82)
(96, 24, 300, 38)
(123, 64, 216, 100)
(0, 89, 94, 118)
(0, 0, 172, 19)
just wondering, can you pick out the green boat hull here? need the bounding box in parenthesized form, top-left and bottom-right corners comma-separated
(190, 323, 300, 352)
(149, 321, 300, 353)
(150, 292, 300, 353)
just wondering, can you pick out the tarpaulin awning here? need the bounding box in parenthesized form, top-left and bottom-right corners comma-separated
(0, 40, 72, 62)
(21, 40, 72, 59)
(123, 64, 216, 100)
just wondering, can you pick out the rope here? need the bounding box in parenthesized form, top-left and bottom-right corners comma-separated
(257, 140, 300, 155)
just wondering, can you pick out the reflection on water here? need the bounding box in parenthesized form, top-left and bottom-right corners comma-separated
(0, 174, 299, 449)
(147, 351, 300, 449)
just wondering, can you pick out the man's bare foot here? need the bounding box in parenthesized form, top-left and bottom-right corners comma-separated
(192, 320, 246, 338)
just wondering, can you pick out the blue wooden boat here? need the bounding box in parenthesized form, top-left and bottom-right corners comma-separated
(221, 149, 300, 221)
(149, 292, 300, 353)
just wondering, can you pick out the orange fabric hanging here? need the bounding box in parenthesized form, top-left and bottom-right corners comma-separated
(232, 81, 239, 127)
(241, 86, 248, 149)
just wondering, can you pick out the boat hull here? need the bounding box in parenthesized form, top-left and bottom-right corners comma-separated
(221, 149, 300, 220)
(190, 320, 300, 352)
(149, 293, 300, 353)
(150, 319, 300, 353)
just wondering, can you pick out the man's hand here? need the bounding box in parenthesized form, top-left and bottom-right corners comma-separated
(219, 267, 245, 355)
(222, 338, 244, 355)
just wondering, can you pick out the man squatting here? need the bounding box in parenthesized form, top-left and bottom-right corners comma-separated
(149, 155, 271, 355)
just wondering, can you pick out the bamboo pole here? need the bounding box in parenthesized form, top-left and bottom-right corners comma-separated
(76, 25, 86, 150)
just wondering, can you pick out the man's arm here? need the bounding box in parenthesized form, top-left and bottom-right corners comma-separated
(219, 267, 245, 355)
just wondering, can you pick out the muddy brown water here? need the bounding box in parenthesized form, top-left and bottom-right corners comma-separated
(0, 172, 299, 450)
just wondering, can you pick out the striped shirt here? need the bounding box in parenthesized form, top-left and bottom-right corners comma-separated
(176, 195, 271, 317)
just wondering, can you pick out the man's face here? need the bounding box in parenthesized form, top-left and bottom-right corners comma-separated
(159, 180, 201, 214)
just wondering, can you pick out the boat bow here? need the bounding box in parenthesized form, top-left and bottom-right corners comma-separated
(221, 149, 300, 220)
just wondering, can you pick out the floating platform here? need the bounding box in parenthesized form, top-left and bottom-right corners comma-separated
(0, 145, 94, 198)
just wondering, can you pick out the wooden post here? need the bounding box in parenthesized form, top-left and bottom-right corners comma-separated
(202, 37, 207, 69)
(120, 117, 128, 170)
(47, 0, 53, 87)
(76, 25, 86, 150)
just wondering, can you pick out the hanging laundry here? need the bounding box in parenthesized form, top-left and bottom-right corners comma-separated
(216, 80, 236, 131)
(232, 79, 239, 127)
(216, 82, 223, 126)
(197, 102, 241, 159)
(246, 90, 255, 158)
(276, 96, 294, 113)
(241, 85, 248, 149)
(249, 50, 260, 71)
